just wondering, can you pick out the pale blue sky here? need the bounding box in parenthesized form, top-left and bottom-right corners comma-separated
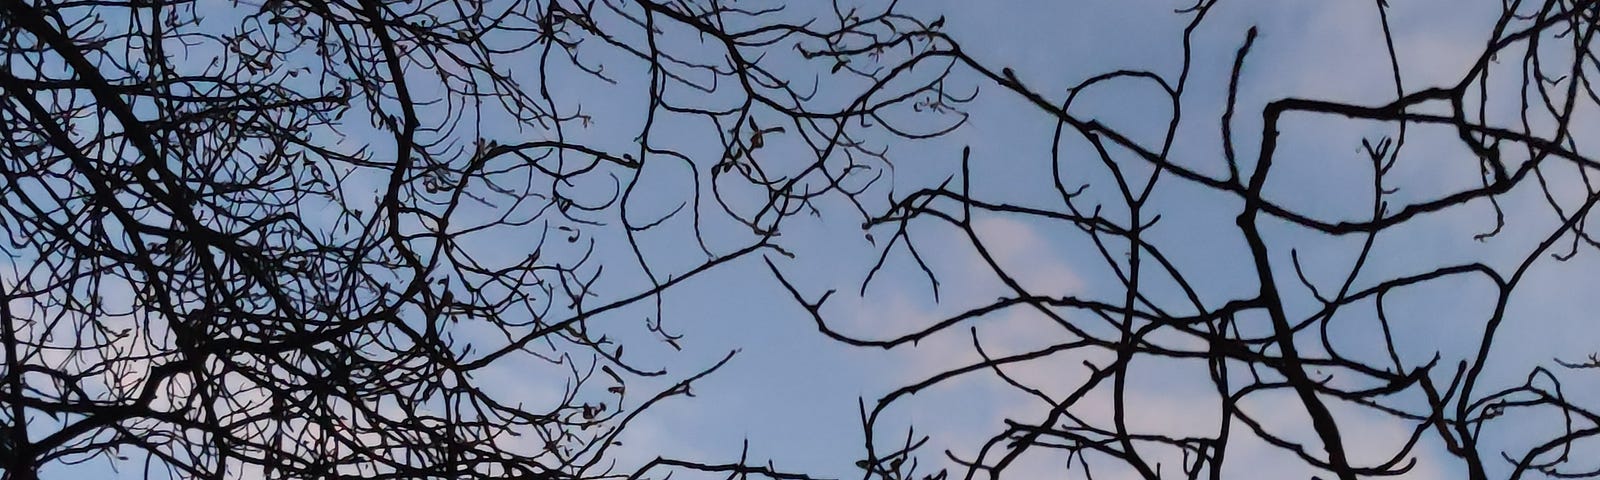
(586, 2, 1600, 479)
(15, 0, 1600, 479)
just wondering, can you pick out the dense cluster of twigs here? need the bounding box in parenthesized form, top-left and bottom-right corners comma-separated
(0, 0, 957, 478)
(769, 0, 1600, 479)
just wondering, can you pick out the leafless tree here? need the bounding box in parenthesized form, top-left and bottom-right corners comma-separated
(768, 1, 1600, 479)
(0, 0, 960, 478)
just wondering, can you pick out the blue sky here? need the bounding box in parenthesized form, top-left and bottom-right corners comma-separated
(581, 1, 1600, 479)
(10, 0, 1600, 479)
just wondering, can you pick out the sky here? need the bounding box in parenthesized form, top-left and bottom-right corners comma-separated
(9, 0, 1600, 479)
(577, 1, 1600, 479)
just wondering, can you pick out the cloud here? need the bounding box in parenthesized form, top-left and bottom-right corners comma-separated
(971, 215, 1088, 296)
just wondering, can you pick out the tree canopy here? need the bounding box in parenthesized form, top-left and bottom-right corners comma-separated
(3, 0, 1599, 479)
